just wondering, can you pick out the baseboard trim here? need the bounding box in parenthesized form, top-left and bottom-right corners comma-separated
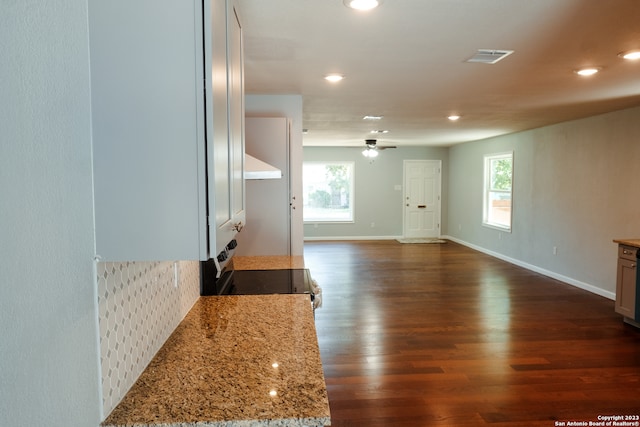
(441, 235, 615, 301)
(304, 235, 402, 241)
(303, 234, 614, 301)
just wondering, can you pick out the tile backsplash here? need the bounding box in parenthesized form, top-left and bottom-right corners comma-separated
(97, 260, 200, 417)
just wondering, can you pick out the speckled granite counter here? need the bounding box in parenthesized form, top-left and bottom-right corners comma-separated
(613, 238, 640, 248)
(101, 294, 330, 427)
(232, 256, 305, 271)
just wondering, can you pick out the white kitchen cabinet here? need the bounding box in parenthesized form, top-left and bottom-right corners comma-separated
(212, 5, 246, 254)
(90, 0, 244, 261)
(615, 244, 637, 319)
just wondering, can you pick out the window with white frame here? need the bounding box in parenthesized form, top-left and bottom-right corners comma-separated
(303, 162, 354, 222)
(483, 152, 513, 231)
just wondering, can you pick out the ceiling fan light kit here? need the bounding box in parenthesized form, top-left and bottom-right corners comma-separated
(362, 148, 379, 158)
(359, 138, 397, 157)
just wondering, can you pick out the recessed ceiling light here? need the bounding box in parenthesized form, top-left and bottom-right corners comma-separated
(363, 115, 383, 120)
(324, 74, 344, 83)
(448, 115, 461, 121)
(574, 67, 601, 76)
(344, 0, 382, 11)
(619, 50, 640, 60)
(370, 129, 389, 134)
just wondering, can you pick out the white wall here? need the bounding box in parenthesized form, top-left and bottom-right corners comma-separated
(303, 146, 449, 239)
(0, 1, 102, 426)
(302, 106, 640, 300)
(245, 95, 304, 255)
(447, 106, 640, 298)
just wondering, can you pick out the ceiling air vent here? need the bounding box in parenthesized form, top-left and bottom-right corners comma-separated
(466, 49, 514, 64)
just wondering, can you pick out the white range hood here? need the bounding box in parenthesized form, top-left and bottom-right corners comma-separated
(244, 153, 282, 180)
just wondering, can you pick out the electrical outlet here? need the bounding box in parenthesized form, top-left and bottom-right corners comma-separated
(370, 222, 375, 228)
(553, 246, 557, 255)
(173, 262, 179, 288)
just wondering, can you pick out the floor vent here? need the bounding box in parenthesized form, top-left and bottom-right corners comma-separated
(466, 49, 514, 64)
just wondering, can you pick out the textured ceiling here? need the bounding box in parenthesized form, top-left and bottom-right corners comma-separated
(237, 0, 640, 147)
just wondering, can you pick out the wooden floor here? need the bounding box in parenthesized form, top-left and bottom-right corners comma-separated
(303, 240, 640, 427)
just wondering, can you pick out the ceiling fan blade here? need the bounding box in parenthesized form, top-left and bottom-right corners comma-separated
(377, 145, 397, 150)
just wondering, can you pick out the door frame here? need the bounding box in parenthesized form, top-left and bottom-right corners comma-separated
(402, 159, 442, 238)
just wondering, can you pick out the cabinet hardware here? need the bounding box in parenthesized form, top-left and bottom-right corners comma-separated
(418, 205, 426, 208)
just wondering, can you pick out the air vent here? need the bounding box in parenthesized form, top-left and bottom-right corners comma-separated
(466, 49, 514, 64)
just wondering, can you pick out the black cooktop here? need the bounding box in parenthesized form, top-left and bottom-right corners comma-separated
(226, 269, 312, 295)
(200, 263, 313, 297)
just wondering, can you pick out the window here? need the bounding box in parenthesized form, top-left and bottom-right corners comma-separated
(303, 162, 354, 222)
(483, 152, 513, 231)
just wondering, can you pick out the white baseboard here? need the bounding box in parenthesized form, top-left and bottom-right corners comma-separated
(441, 235, 615, 301)
(304, 235, 402, 241)
(303, 234, 615, 301)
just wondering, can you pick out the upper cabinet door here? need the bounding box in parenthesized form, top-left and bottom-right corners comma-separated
(90, 0, 207, 261)
(90, 0, 245, 262)
(207, 0, 230, 258)
(211, 1, 246, 256)
(229, 5, 246, 234)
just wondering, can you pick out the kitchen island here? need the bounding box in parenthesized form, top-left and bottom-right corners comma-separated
(612, 238, 640, 249)
(101, 293, 330, 427)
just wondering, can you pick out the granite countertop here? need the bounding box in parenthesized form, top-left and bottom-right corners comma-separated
(613, 239, 640, 249)
(101, 294, 331, 427)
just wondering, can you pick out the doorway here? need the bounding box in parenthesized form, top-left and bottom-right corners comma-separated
(236, 117, 291, 255)
(403, 160, 441, 238)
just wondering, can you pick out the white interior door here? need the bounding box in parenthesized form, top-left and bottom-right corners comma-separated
(403, 160, 441, 238)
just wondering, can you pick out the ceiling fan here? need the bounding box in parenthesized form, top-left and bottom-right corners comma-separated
(362, 139, 396, 158)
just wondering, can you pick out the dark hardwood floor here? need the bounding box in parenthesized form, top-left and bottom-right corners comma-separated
(303, 240, 640, 427)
